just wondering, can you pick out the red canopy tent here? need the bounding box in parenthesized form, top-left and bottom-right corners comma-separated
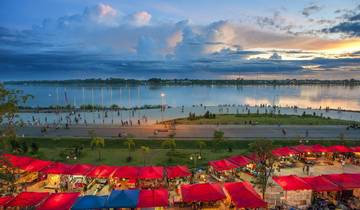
(312, 144, 329, 153)
(273, 175, 312, 191)
(224, 182, 267, 209)
(20, 159, 53, 172)
(86, 165, 117, 178)
(272, 147, 299, 157)
(301, 176, 341, 192)
(165, 165, 191, 179)
(227, 155, 252, 166)
(112, 166, 139, 179)
(245, 153, 260, 162)
(36, 192, 79, 210)
(67, 164, 95, 176)
(40, 162, 73, 175)
(322, 174, 360, 190)
(351, 146, 360, 152)
(138, 166, 164, 179)
(326, 145, 352, 153)
(0, 196, 14, 206)
(208, 159, 239, 171)
(181, 183, 226, 202)
(291, 145, 314, 153)
(5, 192, 50, 207)
(137, 189, 169, 208)
(2, 154, 34, 168)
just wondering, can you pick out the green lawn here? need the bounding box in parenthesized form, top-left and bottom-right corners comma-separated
(173, 114, 354, 125)
(5, 137, 360, 168)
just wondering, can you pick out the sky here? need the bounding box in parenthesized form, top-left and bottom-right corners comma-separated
(0, 0, 359, 80)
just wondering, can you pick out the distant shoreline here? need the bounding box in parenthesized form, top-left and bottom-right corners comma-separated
(3, 78, 360, 86)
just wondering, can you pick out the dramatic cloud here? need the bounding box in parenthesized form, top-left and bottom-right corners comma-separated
(127, 11, 152, 26)
(325, 13, 360, 37)
(302, 5, 322, 17)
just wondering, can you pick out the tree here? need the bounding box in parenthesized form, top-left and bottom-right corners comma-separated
(161, 139, 176, 152)
(0, 153, 17, 195)
(123, 136, 136, 162)
(249, 140, 276, 199)
(140, 146, 150, 165)
(30, 142, 39, 154)
(212, 130, 225, 151)
(0, 84, 32, 150)
(91, 136, 105, 161)
(196, 141, 206, 155)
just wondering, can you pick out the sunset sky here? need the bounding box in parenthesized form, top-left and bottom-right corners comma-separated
(0, 0, 359, 80)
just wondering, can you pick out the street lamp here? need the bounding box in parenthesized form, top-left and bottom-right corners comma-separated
(189, 153, 202, 169)
(160, 93, 165, 123)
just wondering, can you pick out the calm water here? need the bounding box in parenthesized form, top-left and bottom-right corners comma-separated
(6, 84, 360, 111)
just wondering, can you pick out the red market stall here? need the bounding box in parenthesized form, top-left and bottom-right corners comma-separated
(165, 165, 191, 179)
(40, 162, 73, 175)
(112, 166, 139, 180)
(5, 192, 50, 208)
(20, 159, 53, 172)
(272, 146, 299, 157)
(36, 192, 79, 210)
(322, 174, 360, 190)
(137, 189, 169, 208)
(327, 145, 352, 153)
(208, 159, 239, 172)
(138, 166, 164, 179)
(0, 196, 14, 207)
(87, 165, 117, 179)
(291, 145, 314, 154)
(224, 182, 267, 209)
(67, 164, 95, 176)
(312, 144, 329, 153)
(227, 155, 252, 167)
(301, 176, 340, 192)
(273, 175, 312, 191)
(2, 154, 34, 168)
(351, 146, 360, 152)
(180, 183, 226, 203)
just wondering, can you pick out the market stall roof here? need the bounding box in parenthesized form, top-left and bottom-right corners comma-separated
(0, 196, 14, 206)
(224, 182, 267, 209)
(72, 195, 107, 210)
(2, 154, 34, 168)
(105, 190, 139, 208)
(272, 147, 299, 157)
(112, 166, 139, 179)
(208, 159, 239, 171)
(137, 189, 169, 208)
(312, 144, 329, 153)
(351, 146, 360, 152)
(165, 165, 191, 179)
(37, 193, 79, 210)
(291, 145, 314, 153)
(227, 155, 252, 166)
(273, 175, 312, 191)
(5, 192, 49, 207)
(67, 164, 95, 176)
(322, 173, 360, 190)
(86, 165, 117, 178)
(20, 159, 53, 172)
(245, 153, 260, 162)
(181, 183, 226, 202)
(326, 145, 352, 153)
(40, 162, 73, 175)
(301, 176, 341, 192)
(138, 166, 164, 179)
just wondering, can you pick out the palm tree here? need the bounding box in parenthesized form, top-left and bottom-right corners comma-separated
(140, 146, 150, 165)
(161, 139, 176, 152)
(123, 137, 136, 161)
(91, 137, 105, 161)
(196, 141, 206, 155)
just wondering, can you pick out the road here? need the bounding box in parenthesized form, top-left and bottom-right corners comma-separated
(16, 124, 360, 140)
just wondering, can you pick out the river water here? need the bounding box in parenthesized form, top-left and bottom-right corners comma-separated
(5, 84, 360, 111)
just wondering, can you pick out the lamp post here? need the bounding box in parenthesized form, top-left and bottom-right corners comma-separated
(189, 153, 202, 169)
(160, 93, 165, 123)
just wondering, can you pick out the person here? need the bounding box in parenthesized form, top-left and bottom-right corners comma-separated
(306, 165, 310, 175)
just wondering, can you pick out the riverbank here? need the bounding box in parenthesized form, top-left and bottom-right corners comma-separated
(4, 78, 360, 86)
(9, 138, 360, 167)
(172, 114, 357, 125)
